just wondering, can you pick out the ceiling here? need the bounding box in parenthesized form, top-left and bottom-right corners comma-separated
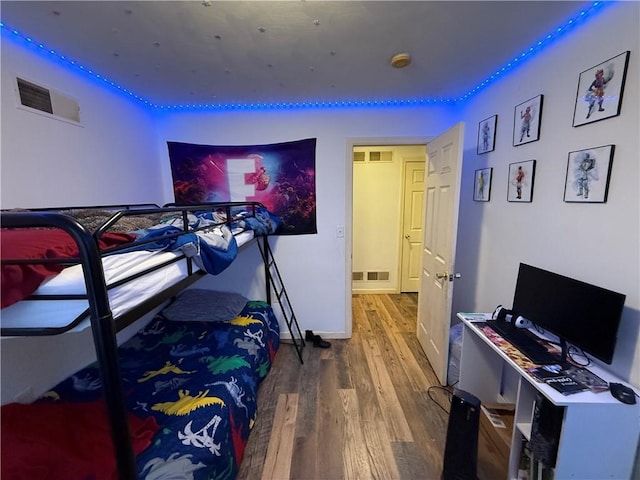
(0, 1, 600, 108)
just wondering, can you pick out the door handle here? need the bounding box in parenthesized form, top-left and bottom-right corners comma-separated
(436, 272, 461, 282)
(405, 234, 410, 240)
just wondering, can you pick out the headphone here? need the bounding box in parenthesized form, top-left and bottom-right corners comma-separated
(492, 305, 532, 329)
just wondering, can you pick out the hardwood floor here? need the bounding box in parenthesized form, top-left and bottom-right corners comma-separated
(238, 294, 509, 480)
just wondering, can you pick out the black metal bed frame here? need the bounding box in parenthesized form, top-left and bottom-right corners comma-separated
(0, 201, 305, 479)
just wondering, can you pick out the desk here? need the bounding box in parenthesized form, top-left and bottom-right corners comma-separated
(458, 313, 640, 479)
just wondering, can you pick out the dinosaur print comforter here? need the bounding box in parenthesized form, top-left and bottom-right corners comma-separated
(35, 300, 280, 479)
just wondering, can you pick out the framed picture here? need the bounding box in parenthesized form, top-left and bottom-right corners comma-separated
(477, 115, 497, 154)
(563, 145, 615, 203)
(507, 160, 536, 202)
(572, 51, 630, 127)
(473, 168, 492, 202)
(513, 95, 543, 147)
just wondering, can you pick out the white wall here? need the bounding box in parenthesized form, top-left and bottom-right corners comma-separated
(0, 35, 163, 404)
(453, 2, 640, 385)
(154, 106, 457, 338)
(1, 37, 162, 208)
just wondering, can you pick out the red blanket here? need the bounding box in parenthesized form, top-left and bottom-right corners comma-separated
(1, 229, 134, 308)
(1, 400, 158, 480)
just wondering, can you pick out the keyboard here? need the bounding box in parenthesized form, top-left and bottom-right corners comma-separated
(485, 320, 559, 365)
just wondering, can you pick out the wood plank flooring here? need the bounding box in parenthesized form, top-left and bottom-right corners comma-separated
(237, 294, 509, 480)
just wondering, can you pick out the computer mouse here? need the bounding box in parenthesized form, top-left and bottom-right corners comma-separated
(609, 382, 637, 405)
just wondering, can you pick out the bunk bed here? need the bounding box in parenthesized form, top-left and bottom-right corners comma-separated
(0, 202, 305, 479)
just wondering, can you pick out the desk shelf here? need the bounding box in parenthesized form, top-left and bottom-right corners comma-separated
(515, 422, 532, 441)
(457, 314, 640, 480)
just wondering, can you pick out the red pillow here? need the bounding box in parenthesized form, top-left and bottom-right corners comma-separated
(1, 229, 134, 308)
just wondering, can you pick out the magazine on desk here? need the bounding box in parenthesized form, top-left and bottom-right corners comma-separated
(527, 364, 609, 395)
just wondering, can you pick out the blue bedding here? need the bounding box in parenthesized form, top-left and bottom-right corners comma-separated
(130, 207, 281, 275)
(38, 300, 280, 479)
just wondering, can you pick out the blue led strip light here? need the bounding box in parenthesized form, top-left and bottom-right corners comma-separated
(0, 1, 609, 111)
(457, 1, 608, 101)
(0, 21, 154, 107)
(153, 97, 455, 111)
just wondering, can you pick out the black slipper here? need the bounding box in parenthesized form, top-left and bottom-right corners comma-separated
(312, 335, 331, 348)
(304, 329, 331, 348)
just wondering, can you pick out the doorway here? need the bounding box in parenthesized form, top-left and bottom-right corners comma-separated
(344, 136, 431, 338)
(346, 127, 464, 385)
(350, 140, 428, 297)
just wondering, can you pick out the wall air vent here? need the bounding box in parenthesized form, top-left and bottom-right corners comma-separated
(17, 78, 53, 114)
(352, 272, 364, 281)
(15, 77, 81, 123)
(369, 151, 393, 162)
(367, 271, 390, 281)
(353, 151, 366, 162)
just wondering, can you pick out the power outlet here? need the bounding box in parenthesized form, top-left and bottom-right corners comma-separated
(336, 225, 345, 238)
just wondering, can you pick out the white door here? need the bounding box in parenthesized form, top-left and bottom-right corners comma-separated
(416, 122, 465, 385)
(400, 159, 426, 292)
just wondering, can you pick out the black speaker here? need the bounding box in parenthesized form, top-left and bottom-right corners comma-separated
(529, 393, 564, 468)
(442, 389, 481, 480)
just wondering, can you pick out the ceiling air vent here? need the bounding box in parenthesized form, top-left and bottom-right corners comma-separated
(16, 77, 81, 123)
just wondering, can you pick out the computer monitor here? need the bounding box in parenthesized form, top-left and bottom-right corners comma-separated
(512, 263, 626, 365)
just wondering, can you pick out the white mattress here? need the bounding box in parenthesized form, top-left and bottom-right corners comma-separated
(0, 230, 255, 332)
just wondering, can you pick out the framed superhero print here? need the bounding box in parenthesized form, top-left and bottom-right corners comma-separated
(507, 160, 536, 202)
(477, 115, 497, 155)
(563, 145, 614, 203)
(473, 168, 492, 202)
(513, 95, 543, 147)
(572, 51, 629, 127)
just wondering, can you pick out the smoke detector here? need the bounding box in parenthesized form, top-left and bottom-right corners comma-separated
(391, 53, 411, 68)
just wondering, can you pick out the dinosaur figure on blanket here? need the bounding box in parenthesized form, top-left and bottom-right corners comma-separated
(178, 414, 223, 456)
(205, 377, 248, 415)
(233, 337, 260, 361)
(146, 326, 195, 351)
(138, 359, 196, 383)
(229, 315, 263, 327)
(152, 389, 225, 416)
(170, 343, 210, 358)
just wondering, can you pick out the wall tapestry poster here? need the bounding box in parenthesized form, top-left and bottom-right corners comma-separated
(168, 138, 317, 235)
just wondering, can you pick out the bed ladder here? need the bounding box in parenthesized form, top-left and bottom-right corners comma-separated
(258, 236, 305, 364)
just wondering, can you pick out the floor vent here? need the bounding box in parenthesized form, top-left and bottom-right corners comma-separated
(16, 77, 81, 123)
